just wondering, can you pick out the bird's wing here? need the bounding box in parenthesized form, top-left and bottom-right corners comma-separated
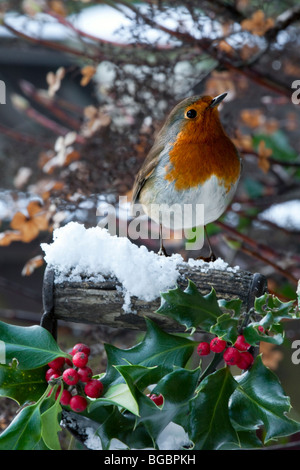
(131, 141, 163, 205)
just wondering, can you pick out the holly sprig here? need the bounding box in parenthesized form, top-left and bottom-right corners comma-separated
(0, 281, 299, 450)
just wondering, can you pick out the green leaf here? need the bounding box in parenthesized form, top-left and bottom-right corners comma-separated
(87, 405, 153, 450)
(218, 298, 243, 318)
(244, 294, 299, 346)
(0, 363, 47, 405)
(229, 355, 300, 443)
(210, 313, 239, 344)
(40, 393, 62, 450)
(0, 401, 42, 450)
(188, 367, 239, 450)
(254, 293, 297, 320)
(253, 131, 298, 162)
(156, 281, 224, 332)
(243, 322, 284, 346)
(96, 383, 139, 416)
(0, 320, 69, 370)
(243, 177, 264, 199)
(101, 318, 195, 387)
(137, 367, 200, 442)
(221, 430, 263, 449)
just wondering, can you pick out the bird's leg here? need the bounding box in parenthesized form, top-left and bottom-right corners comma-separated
(205, 226, 216, 261)
(196, 226, 216, 262)
(158, 224, 169, 256)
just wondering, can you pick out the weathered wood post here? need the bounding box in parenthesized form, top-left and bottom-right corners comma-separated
(41, 264, 267, 337)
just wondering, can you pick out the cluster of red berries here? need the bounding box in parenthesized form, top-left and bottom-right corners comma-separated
(46, 343, 103, 413)
(197, 333, 257, 370)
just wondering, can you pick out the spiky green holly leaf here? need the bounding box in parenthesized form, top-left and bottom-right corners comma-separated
(85, 405, 152, 450)
(229, 355, 300, 443)
(0, 363, 47, 405)
(188, 367, 239, 450)
(218, 298, 243, 318)
(0, 398, 43, 449)
(210, 313, 239, 344)
(0, 320, 69, 370)
(243, 321, 284, 346)
(101, 318, 195, 387)
(91, 365, 152, 416)
(156, 280, 224, 332)
(254, 293, 298, 321)
(40, 391, 62, 450)
(137, 367, 200, 442)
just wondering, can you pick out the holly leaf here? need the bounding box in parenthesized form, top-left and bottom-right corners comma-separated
(101, 318, 195, 387)
(136, 367, 200, 442)
(0, 400, 42, 449)
(188, 367, 239, 450)
(0, 320, 69, 370)
(221, 430, 263, 449)
(40, 393, 62, 450)
(210, 313, 239, 344)
(0, 363, 47, 405)
(156, 281, 224, 332)
(254, 293, 298, 321)
(243, 321, 284, 346)
(229, 355, 300, 443)
(87, 405, 152, 450)
(218, 298, 243, 318)
(94, 382, 139, 416)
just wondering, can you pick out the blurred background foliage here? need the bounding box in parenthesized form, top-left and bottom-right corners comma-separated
(0, 0, 300, 442)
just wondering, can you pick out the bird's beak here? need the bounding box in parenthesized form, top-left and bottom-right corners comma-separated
(209, 92, 227, 108)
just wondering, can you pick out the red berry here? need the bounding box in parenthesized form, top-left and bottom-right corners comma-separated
(236, 351, 254, 370)
(223, 347, 241, 366)
(69, 395, 88, 413)
(59, 389, 72, 406)
(234, 335, 250, 352)
(47, 357, 65, 370)
(149, 394, 164, 406)
(258, 326, 265, 333)
(210, 337, 227, 353)
(62, 368, 79, 385)
(84, 379, 103, 398)
(197, 342, 210, 356)
(78, 366, 93, 383)
(71, 343, 90, 357)
(45, 368, 61, 382)
(72, 351, 89, 368)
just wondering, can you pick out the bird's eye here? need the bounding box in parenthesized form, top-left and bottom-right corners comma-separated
(186, 109, 197, 119)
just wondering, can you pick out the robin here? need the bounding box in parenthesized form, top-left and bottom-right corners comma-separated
(131, 93, 241, 260)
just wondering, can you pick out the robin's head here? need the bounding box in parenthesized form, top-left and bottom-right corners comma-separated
(159, 93, 228, 144)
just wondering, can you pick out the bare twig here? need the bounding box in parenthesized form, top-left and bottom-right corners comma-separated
(265, 4, 300, 42)
(0, 124, 53, 148)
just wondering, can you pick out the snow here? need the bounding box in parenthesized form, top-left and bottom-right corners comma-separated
(156, 422, 192, 450)
(260, 199, 300, 231)
(41, 221, 239, 311)
(83, 422, 191, 450)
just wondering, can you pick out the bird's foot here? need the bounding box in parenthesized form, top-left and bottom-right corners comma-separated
(158, 246, 170, 257)
(196, 252, 216, 262)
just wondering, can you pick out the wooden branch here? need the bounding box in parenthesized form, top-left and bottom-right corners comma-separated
(41, 265, 267, 335)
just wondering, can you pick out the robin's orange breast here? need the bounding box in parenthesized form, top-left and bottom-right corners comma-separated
(165, 115, 241, 192)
